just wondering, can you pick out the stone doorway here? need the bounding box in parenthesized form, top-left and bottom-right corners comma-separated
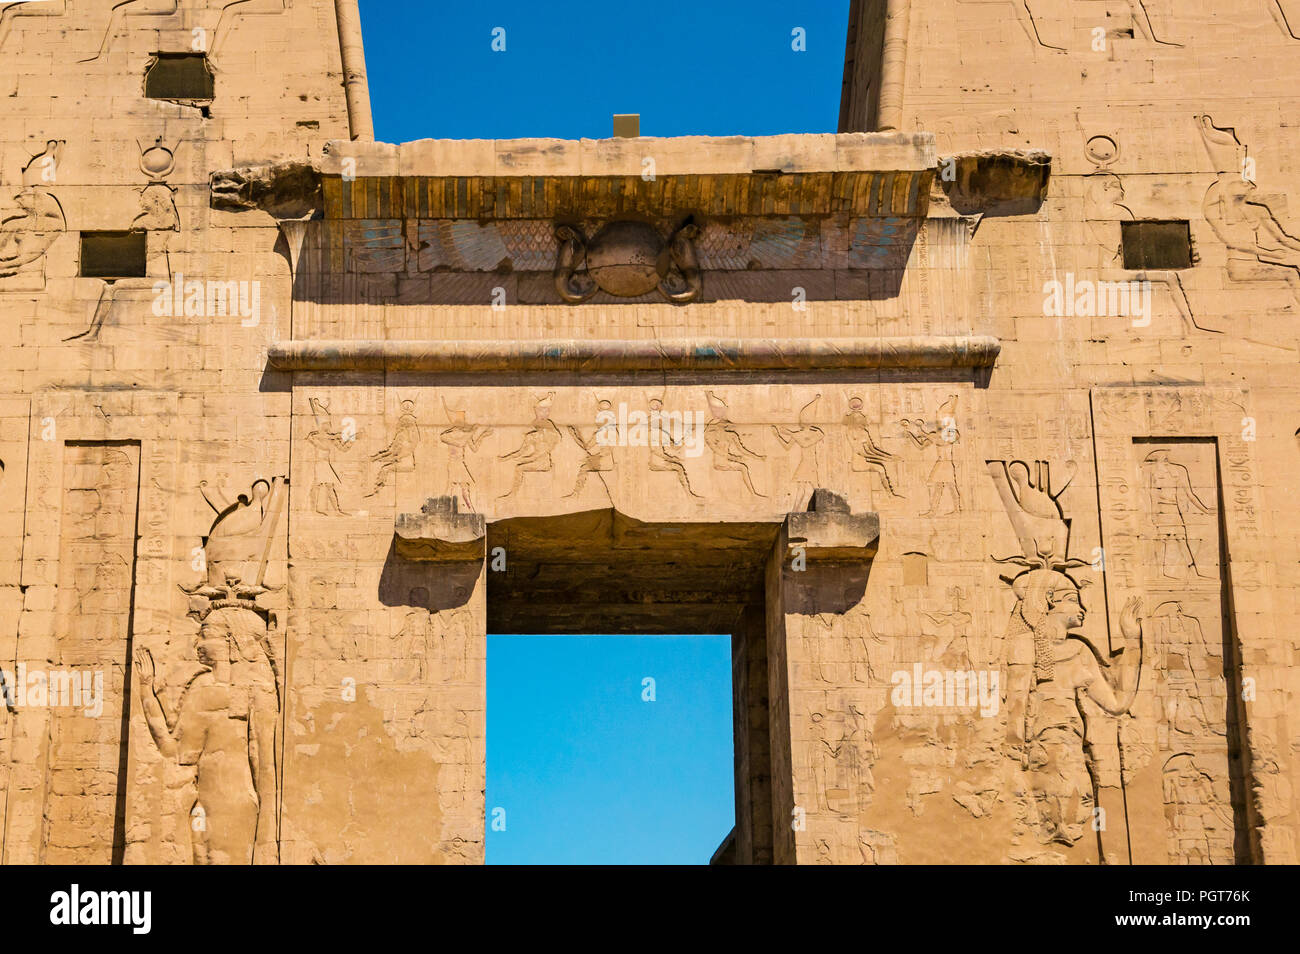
(486, 509, 781, 864)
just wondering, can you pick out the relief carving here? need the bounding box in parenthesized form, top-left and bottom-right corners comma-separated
(900, 395, 961, 516)
(1081, 136, 1205, 332)
(566, 399, 615, 500)
(367, 400, 419, 497)
(188, 476, 288, 596)
(844, 395, 902, 502)
(211, 0, 289, 61)
(0, 0, 66, 51)
(82, 0, 178, 63)
(1271, 0, 1300, 39)
(134, 138, 181, 237)
(306, 397, 354, 516)
(704, 391, 765, 497)
(439, 400, 492, 513)
(772, 395, 825, 511)
(0, 141, 66, 282)
(135, 600, 281, 865)
(137, 472, 288, 863)
(1142, 448, 1214, 580)
(554, 220, 702, 303)
(499, 392, 560, 498)
(988, 458, 1145, 847)
(1199, 114, 1300, 300)
(647, 396, 701, 498)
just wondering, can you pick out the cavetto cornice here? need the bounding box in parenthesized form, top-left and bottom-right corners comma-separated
(211, 132, 939, 220)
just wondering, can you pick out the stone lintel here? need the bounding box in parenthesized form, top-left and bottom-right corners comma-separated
(394, 496, 486, 563)
(268, 335, 1001, 374)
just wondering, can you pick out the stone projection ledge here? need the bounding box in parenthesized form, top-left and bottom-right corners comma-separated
(266, 335, 1001, 373)
(321, 131, 938, 180)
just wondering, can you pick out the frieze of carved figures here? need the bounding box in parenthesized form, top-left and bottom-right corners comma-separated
(987, 459, 1145, 847)
(704, 391, 765, 497)
(140, 475, 288, 864)
(499, 392, 560, 499)
(306, 397, 355, 516)
(647, 396, 701, 499)
(900, 394, 960, 516)
(771, 394, 825, 511)
(0, 140, 66, 281)
(1199, 114, 1300, 301)
(554, 219, 702, 303)
(367, 400, 419, 497)
(439, 398, 492, 513)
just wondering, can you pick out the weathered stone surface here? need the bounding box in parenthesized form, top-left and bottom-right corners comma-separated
(0, 0, 1297, 868)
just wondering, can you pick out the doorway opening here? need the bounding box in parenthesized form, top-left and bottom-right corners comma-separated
(486, 510, 783, 864)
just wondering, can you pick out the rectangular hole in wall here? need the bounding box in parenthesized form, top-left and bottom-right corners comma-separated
(144, 52, 215, 101)
(80, 231, 147, 280)
(1121, 220, 1193, 270)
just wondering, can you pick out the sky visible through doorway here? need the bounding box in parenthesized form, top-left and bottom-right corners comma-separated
(487, 634, 735, 864)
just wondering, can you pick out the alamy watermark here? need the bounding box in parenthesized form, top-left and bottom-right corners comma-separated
(152, 273, 261, 326)
(0, 665, 103, 717)
(1043, 274, 1152, 327)
(890, 664, 1000, 718)
(595, 402, 707, 458)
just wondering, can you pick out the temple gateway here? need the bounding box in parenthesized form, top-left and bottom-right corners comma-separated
(0, 0, 1297, 864)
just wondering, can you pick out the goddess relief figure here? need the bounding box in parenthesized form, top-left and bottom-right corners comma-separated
(135, 605, 281, 864)
(988, 458, 1145, 847)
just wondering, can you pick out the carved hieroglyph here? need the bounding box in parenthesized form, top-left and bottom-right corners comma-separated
(42, 444, 139, 864)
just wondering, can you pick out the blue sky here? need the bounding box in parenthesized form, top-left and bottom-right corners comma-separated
(358, 0, 850, 141)
(486, 634, 735, 864)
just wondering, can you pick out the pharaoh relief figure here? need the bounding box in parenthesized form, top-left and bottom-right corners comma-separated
(900, 395, 960, 516)
(1142, 448, 1214, 581)
(843, 395, 902, 502)
(988, 459, 1145, 847)
(305, 397, 354, 516)
(438, 400, 492, 513)
(136, 600, 281, 865)
(499, 392, 561, 499)
(771, 395, 825, 511)
(704, 391, 765, 497)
